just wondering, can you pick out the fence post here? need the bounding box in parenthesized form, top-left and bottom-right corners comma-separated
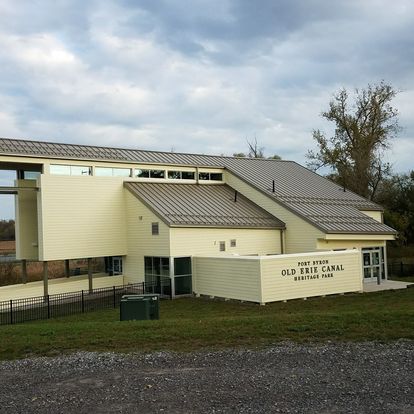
(113, 286, 116, 308)
(400, 261, 404, 277)
(81, 290, 85, 313)
(47, 295, 50, 319)
(9, 300, 13, 325)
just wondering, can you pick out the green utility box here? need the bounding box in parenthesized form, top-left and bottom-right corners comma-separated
(120, 294, 160, 321)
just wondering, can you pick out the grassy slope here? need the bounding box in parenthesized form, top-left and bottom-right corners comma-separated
(1, 289, 414, 360)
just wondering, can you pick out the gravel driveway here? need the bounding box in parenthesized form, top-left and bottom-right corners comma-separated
(0, 341, 413, 413)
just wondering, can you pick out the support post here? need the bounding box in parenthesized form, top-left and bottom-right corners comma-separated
(43, 261, 49, 298)
(169, 257, 175, 299)
(383, 245, 388, 281)
(64, 259, 70, 278)
(88, 258, 93, 293)
(21, 260, 27, 284)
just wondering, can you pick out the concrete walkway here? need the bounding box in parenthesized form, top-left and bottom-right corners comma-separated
(0, 274, 124, 302)
(363, 280, 413, 292)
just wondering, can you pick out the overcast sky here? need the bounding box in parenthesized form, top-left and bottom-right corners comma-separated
(1, 0, 414, 219)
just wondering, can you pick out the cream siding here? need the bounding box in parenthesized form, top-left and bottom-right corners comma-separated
(193, 250, 362, 304)
(38, 174, 127, 261)
(317, 239, 386, 250)
(360, 210, 383, 222)
(15, 180, 39, 260)
(170, 227, 281, 257)
(193, 257, 261, 302)
(123, 191, 170, 284)
(224, 171, 325, 253)
(260, 250, 362, 303)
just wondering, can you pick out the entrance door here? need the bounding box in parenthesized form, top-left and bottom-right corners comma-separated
(362, 249, 381, 282)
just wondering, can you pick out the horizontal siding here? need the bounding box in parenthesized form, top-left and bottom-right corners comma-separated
(170, 228, 281, 257)
(123, 191, 170, 284)
(193, 257, 261, 302)
(39, 175, 127, 261)
(261, 251, 362, 302)
(224, 171, 325, 253)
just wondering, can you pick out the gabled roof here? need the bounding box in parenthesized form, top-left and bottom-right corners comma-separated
(125, 182, 285, 229)
(0, 137, 396, 235)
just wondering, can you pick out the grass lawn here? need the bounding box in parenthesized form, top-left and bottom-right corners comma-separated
(1, 289, 414, 361)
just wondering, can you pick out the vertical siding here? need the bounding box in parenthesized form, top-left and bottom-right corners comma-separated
(261, 251, 362, 302)
(193, 257, 262, 302)
(170, 227, 281, 257)
(15, 180, 39, 260)
(123, 191, 170, 284)
(38, 175, 127, 261)
(224, 172, 325, 253)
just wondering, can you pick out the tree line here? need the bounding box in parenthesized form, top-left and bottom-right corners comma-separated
(0, 220, 15, 241)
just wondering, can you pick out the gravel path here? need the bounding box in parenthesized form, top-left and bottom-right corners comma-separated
(0, 341, 413, 413)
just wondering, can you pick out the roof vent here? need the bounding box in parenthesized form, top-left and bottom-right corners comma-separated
(234, 190, 238, 202)
(272, 180, 275, 193)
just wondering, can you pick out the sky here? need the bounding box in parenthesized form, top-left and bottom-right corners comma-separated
(0, 0, 414, 219)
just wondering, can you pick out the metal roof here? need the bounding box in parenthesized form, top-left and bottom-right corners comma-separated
(125, 182, 285, 229)
(0, 138, 396, 235)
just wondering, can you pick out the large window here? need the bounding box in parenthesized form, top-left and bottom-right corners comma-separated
(174, 257, 192, 295)
(144, 257, 171, 296)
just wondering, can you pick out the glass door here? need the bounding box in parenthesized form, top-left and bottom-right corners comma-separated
(362, 249, 382, 282)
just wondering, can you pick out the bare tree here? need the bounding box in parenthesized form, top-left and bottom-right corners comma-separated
(247, 137, 265, 158)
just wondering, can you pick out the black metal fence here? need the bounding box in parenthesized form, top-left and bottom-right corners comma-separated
(0, 278, 171, 326)
(387, 262, 414, 278)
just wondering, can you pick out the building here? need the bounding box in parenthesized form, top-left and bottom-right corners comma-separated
(0, 138, 396, 303)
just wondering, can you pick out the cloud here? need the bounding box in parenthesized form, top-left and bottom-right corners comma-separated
(0, 0, 413, 219)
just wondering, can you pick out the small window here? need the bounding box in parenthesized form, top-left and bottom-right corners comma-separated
(150, 170, 165, 179)
(71, 166, 92, 176)
(152, 222, 159, 235)
(219, 241, 226, 252)
(230, 239, 236, 247)
(181, 171, 195, 180)
(50, 164, 71, 175)
(95, 167, 113, 177)
(168, 170, 181, 179)
(210, 173, 223, 181)
(135, 169, 150, 178)
(199, 172, 209, 180)
(112, 168, 131, 177)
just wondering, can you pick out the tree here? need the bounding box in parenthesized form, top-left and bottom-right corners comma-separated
(307, 82, 400, 199)
(0, 220, 15, 240)
(247, 137, 265, 158)
(376, 171, 414, 245)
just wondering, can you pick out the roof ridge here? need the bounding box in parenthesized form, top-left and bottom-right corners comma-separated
(0, 137, 289, 163)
